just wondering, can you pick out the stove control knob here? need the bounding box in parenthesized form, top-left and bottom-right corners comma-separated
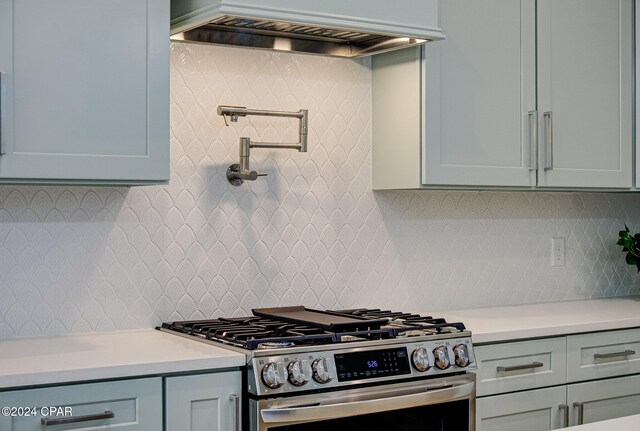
(433, 346, 451, 370)
(411, 347, 431, 372)
(453, 344, 471, 368)
(288, 360, 312, 386)
(312, 358, 333, 384)
(262, 362, 288, 389)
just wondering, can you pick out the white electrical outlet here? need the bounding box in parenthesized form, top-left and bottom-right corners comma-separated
(551, 237, 565, 267)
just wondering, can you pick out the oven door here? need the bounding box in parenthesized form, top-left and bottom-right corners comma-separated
(251, 374, 475, 431)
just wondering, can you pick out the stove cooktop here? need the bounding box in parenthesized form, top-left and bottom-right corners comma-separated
(160, 308, 467, 350)
(160, 307, 476, 397)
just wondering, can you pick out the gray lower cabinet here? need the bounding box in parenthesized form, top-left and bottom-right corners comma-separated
(566, 328, 640, 382)
(477, 375, 640, 430)
(568, 374, 640, 425)
(0, 0, 169, 184)
(0, 378, 162, 430)
(477, 386, 567, 431)
(165, 371, 242, 431)
(474, 337, 567, 397)
(475, 328, 640, 430)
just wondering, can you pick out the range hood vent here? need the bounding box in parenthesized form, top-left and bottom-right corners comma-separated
(170, 1, 443, 58)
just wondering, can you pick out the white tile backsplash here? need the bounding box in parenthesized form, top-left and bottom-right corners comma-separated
(0, 42, 639, 338)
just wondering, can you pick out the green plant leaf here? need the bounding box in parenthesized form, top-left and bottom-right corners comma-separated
(626, 253, 637, 265)
(617, 225, 640, 269)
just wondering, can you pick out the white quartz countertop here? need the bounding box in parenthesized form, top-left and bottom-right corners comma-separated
(565, 414, 640, 430)
(0, 329, 245, 389)
(437, 297, 640, 344)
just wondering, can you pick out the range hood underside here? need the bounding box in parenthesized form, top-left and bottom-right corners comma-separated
(170, 15, 428, 58)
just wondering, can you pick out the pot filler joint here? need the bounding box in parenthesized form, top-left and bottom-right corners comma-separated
(218, 105, 309, 186)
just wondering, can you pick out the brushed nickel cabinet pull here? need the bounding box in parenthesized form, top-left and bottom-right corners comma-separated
(496, 361, 543, 373)
(573, 402, 584, 425)
(559, 404, 569, 428)
(41, 410, 114, 426)
(594, 349, 636, 361)
(543, 111, 553, 171)
(0, 71, 5, 156)
(528, 110, 538, 171)
(230, 394, 241, 431)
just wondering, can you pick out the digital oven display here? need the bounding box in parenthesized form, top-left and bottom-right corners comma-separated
(334, 347, 411, 382)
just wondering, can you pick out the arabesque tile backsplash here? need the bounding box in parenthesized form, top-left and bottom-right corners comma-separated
(0, 42, 639, 338)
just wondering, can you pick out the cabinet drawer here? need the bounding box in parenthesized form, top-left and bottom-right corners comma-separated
(0, 378, 161, 430)
(567, 328, 640, 382)
(475, 337, 567, 396)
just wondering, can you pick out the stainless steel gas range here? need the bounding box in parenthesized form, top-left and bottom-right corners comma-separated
(160, 306, 477, 431)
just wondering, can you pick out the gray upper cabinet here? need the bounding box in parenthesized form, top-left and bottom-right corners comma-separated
(373, 0, 633, 190)
(637, 1, 640, 188)
(0, 0, 170, 185)
(537, 0, 633, 189)
(422, 0, 536, 188)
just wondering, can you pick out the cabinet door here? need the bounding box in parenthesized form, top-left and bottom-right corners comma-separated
(637, 0, 640, 188)
(0, 0, 169, 184)
(165, 371, 242, 431)
(422, 0, 536, 187)
(476, 386, 567, 431)
(567, 374, 640, 425)
(537, 0, 633, 188)
(0, 378, 162, 430)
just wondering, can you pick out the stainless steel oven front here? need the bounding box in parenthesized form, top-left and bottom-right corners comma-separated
(250, 373, 475, 431)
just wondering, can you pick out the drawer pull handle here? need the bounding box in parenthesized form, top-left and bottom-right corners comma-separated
(41, 410, 114, 426)
(0, 71, 5, 156)
(594, 350, 636, 361)
(496, 361, 543, 373)
(528, 110, 538, 171)
(573, 402, 584, 425)
(230, 394, 241, 431)
(559, 404, 569, 428)
(543, 111, 553, 171)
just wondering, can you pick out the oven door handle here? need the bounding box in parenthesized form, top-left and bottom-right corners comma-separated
(260, 381, 474, 424)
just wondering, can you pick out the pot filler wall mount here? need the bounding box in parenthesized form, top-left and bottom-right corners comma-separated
(218, 105, 308, 186)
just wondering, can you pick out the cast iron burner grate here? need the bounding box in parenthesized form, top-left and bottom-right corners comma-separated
(333, 309, 467, 336)
(161, 308, 467, 350)
(161, 317, 339, 349)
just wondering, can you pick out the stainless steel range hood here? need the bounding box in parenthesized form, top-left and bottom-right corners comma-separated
(170, 0, 444, 58)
